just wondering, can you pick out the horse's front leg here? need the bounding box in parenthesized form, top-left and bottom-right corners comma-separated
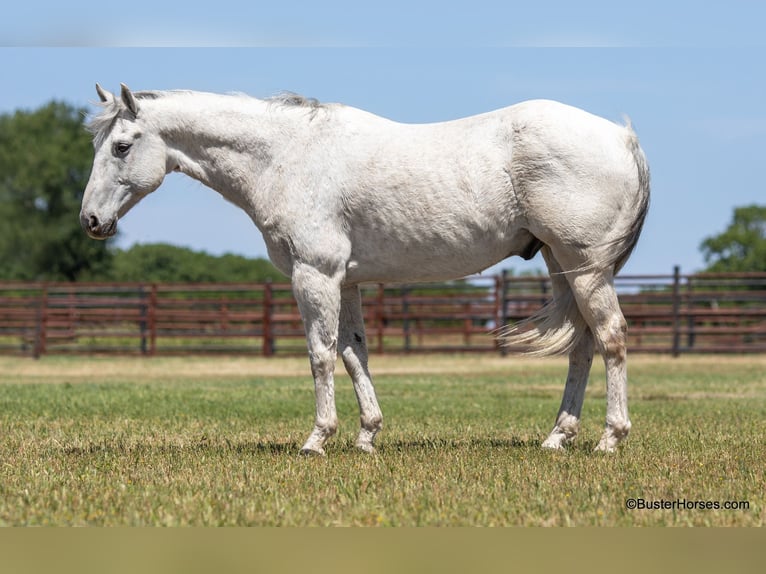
(339, 285, 383, 453)
(292, 263, 342, 456)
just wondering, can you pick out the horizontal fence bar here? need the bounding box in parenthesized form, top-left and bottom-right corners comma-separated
(0, 270, 764, 357)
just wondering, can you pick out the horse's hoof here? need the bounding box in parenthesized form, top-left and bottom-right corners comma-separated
(594, 437, 617, 453)
(299, 445, 326, 457)
(541, 438, 566, 450)
(355, 441, 377, 454)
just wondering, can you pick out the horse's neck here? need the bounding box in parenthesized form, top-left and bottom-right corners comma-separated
(155, 95, 284, 210)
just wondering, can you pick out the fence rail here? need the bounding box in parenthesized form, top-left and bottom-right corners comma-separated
(1, 268, 764, 357)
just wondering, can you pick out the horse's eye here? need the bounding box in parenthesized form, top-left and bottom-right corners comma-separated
(114, 142, 132, 156)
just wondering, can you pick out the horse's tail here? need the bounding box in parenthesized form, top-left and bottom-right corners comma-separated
(497, 287, 588, 356)
(498, 121, 650, 356)
(613, 120, 651, 273)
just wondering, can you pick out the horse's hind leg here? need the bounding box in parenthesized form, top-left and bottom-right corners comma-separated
(566, 269, 631, 452)
(339, 286, 383, 453)
(540, 247, 595, 449)
(542, 330, 594, 449)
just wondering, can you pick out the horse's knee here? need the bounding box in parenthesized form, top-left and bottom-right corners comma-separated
(340, 345, 367, 379)
(308, 341, 337, 379)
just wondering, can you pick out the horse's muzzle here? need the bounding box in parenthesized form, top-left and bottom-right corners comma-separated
(81, 212, 117, 240)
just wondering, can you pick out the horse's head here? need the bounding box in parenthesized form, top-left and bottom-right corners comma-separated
(80, 83, 171, 240)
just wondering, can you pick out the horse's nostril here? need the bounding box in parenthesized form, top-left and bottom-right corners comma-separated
(88, 215, 99, 231)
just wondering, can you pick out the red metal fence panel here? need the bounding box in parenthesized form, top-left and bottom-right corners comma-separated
(0, 270, 764, 357)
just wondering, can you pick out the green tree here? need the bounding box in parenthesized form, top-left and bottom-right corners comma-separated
(700, 204, 766, 272)
(0, 102, 112, 281)
(108, 243, 287, 283)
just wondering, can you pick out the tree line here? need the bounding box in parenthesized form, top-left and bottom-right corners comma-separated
(0, 101, 763, 283)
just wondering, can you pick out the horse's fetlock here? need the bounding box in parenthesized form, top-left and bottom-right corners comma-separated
(361, 412, 383, 433)
(555, 414, 581, 439)
(606, 418, 631, 439)
(318, 417, 338, 437)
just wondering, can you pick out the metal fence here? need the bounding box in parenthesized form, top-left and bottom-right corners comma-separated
(1, 268, 764, 357)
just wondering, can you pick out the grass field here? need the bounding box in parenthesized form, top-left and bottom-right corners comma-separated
(0, 353, 763, 526)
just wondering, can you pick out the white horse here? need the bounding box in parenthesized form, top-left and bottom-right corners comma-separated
(81, 84, 649, 454)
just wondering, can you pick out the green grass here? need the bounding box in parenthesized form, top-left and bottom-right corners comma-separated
(0, 354, 763, 526)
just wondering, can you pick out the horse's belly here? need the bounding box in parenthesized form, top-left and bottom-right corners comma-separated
(344, 229, 529, 284)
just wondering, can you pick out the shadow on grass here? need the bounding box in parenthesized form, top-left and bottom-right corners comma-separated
(380, 437, 536, 451)
(61, 434, 604, 458)
(377, 436, 601, 453)
(63, 439, 302, 457)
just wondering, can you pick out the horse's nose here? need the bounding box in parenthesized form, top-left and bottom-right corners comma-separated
(81, 212, 116, 239)
(80, 212, 100, 234)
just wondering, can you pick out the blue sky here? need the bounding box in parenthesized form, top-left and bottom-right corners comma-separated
(1, 1, 764, 276)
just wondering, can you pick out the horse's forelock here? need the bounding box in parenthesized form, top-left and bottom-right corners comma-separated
(86, 99, 123, 148)
(86, 90, 167, 147)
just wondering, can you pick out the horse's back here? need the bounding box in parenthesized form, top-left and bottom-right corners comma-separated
(301, 99, 645, 283)
(507, 99, 636, 168)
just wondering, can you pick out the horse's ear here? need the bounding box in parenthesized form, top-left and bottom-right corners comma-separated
(95, 83, 112, 103)
(120, 83, 139, 116)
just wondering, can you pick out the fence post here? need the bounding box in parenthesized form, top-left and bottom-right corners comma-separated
(148, 284, 158, 356)
(402, 285, 411, 353)
(376, 284, 385, 354)
(686, 275, 695, 349)
(499, 270, 509, 356)
(33, 284, 48, 359)
(262, 280, 274, 357)
(139, 284, 148, 355)
(672, 265, 681, 357)
(463, 300, 472, 346)
(220, 294, 229, 333)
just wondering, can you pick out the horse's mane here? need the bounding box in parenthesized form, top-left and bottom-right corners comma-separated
(266, 92, 322, 109)
(86, 89, 324, 147)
